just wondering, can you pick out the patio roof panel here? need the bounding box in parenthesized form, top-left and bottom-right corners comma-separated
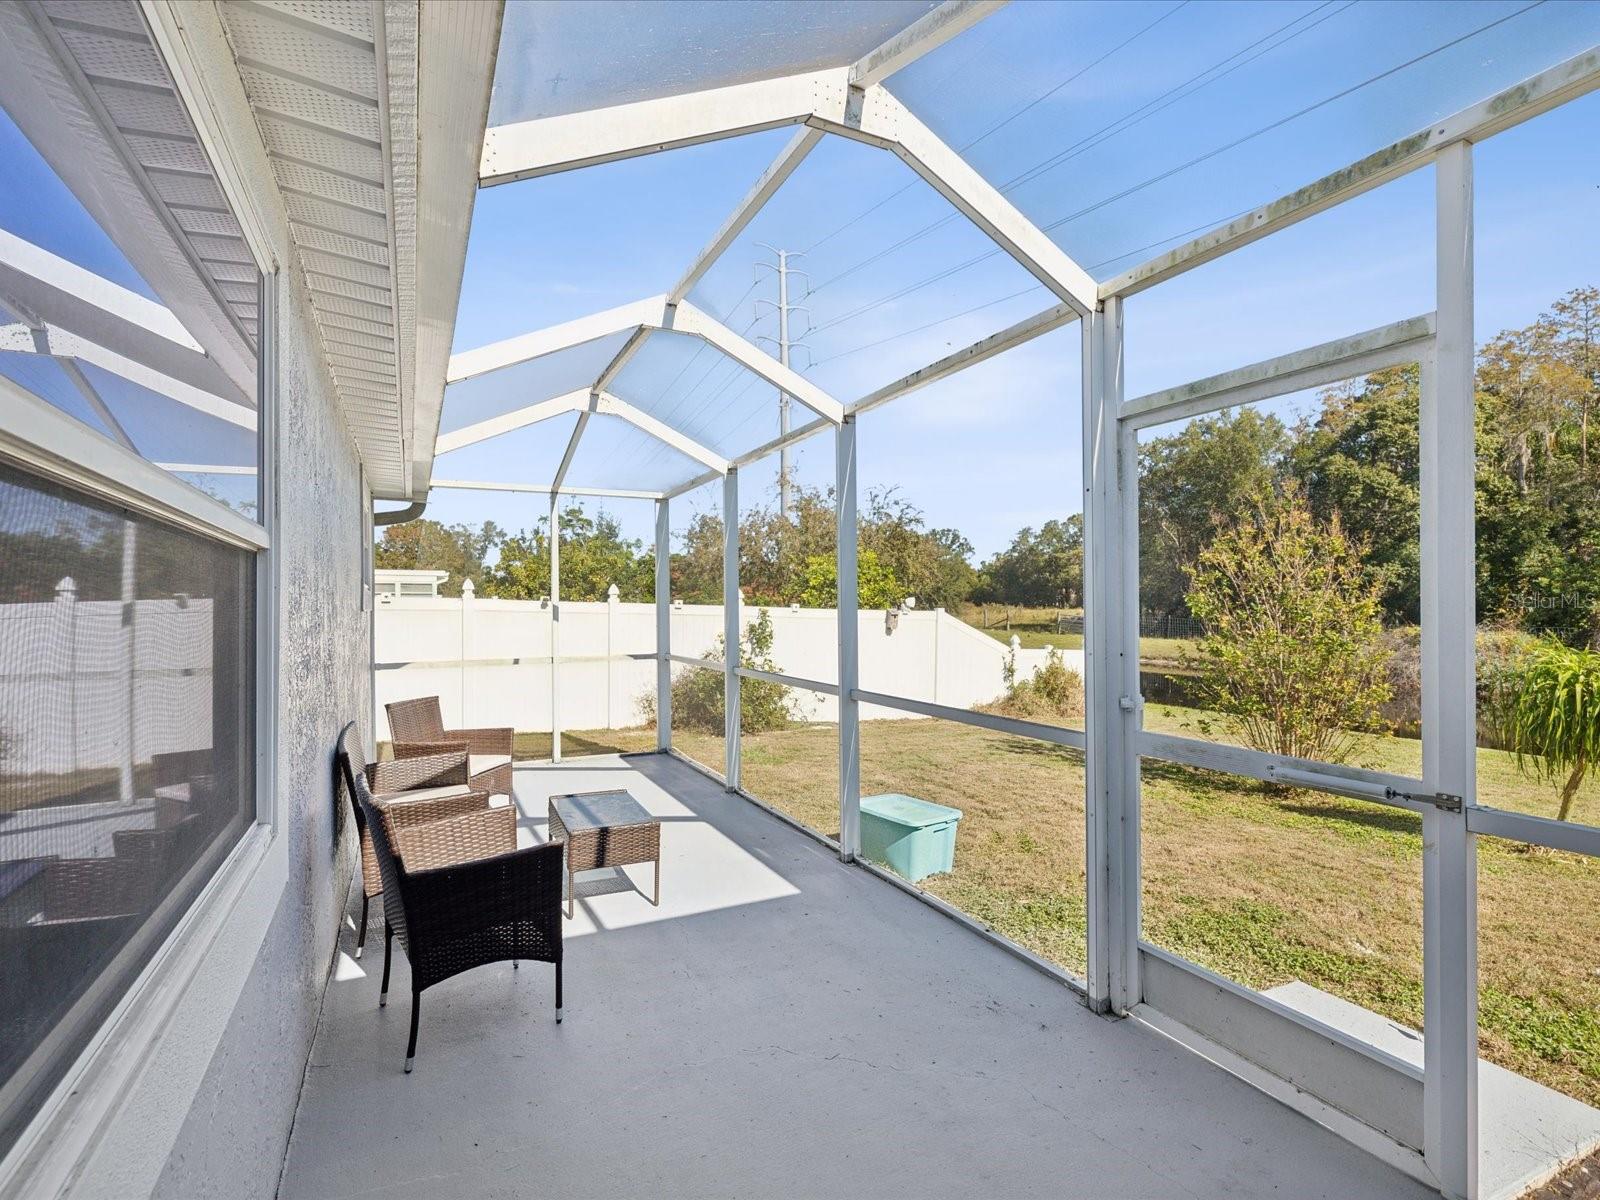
(488, 0, 937, 125)
(438, 331, 631, 437)
(886, 0, 1600, 280)
(684, 131, 1053, 406)
(432, 407, 581, 486)
(559, 410, 714, 495)
(607, 329, 784, 462)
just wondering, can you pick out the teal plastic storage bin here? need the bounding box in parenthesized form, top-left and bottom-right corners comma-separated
(859, 793, 963, 882)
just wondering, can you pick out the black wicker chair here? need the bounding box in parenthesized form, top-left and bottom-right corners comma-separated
(334, 724, 494, 957)
(349, 754, 565, 1073)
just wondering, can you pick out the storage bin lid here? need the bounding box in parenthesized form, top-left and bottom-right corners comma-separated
(861, 792, 963, 830)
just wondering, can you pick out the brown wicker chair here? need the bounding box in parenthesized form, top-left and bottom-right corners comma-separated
(350, 762, 564, 1073)
(335, 723, 495, 957)
(385, 696, 514, 799)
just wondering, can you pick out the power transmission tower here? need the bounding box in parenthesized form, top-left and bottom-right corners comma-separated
(755, 245, 809, 520)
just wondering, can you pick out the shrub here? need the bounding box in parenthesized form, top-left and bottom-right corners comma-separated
(988, 647, 1083, 721)
(1182, 485, 1391, 763)
(1486, 637, 1600, 822)
(796, 549, 902, 609)
(639, 609, 793, 734)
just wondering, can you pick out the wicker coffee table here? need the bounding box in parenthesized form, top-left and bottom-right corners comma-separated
(548, 789, 661, 918)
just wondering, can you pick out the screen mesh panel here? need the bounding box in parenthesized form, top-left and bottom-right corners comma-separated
(0, 459, 254, 1156)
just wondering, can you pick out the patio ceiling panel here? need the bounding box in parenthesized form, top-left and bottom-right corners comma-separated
(607, 329, 785, 461)
(432, 407, 580, 487)
(439, 331, 633, 440)
(488, 0, 938, 126)
(684, 131, 1053, 404)
(558, 410, 713, 496)
(885, 1, 1600, 282)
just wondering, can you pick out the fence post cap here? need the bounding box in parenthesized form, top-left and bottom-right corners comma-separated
(1009, 634, 1021, 650)
(55, 576, 77, 600)
(607, 583, 620, 600)
(461, 578, 475, 596)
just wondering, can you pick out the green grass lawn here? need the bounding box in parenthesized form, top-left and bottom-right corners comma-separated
(950, 605, 1197, 663)
(549, 711, 1600, 1108)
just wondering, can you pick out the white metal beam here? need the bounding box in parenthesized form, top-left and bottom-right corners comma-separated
(432, 389, 589, 454)
(655, 497, 671, 752)
(594, 391, 729, 472)
(723, 468, 741, 789)
(816, 87, 1098, 316)
(1081, 296, 1139, 1015)
(0, 230, 246, 405)
(1102, 46, 1600, 299)
(550, 490, 562, 762)
(836, 417, 860, 860)
(447, 297, 845, 425)
(445, 296, 666, 384)
(849, 301, 1079, 416)
(479, 69, 849, 185)
(593, 327, 652, 393)
(670, 127, 825, 304)
(428, 479, 663, 499)
(551, 405, 592, 493)
(850, 1, 1008, 88)
(0, 320, 257, 431)
(1421, 139, 1478, 1200)
(153, 463, 257, 475)
(1121, 315, 1437, 428)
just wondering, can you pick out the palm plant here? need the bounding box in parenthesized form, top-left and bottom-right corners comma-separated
(1491, 638, 1600, 822)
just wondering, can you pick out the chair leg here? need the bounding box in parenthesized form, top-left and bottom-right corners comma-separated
(405, 988, 421, 1074)
(555, 959, 563, 1024)
(355, 893, 369, 958)
(379, 922, 393, 1008)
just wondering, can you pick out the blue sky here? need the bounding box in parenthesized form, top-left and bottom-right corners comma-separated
(425, 0, 1600, 563)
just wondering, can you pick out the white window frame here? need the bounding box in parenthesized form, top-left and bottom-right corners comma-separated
(0, 21, 286, 1199)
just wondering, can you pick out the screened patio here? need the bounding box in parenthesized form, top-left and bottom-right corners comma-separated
(347, 5, 1600, 1198)
(1, 3, 1598, 1199)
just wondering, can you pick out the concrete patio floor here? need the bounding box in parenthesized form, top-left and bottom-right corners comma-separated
(278, 752, 1436, 1200)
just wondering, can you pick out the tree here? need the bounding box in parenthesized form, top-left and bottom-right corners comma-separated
(373, 518, 503, 596)
(1487, 638, 1600, 821)
(797, 549, 901, 609)
(1139, 407, 1289, 618)
(1183, 484, 1391, 763)
(670, 508, 726, 604)
(668, 483, 977, 611)
(1289, 366, 1421, 623)
(858, 487, 977, 611)
(484, 506, 652, 601)
(981, 516, 1083, 607)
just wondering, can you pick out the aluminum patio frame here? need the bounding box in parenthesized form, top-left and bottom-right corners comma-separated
(420, 10, 1600, 1197)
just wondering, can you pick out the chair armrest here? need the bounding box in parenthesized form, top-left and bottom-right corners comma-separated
(392, 804, 516, 872)
(368, 750, 469, 792)
(392, 739, 470, 761)
(443, 726, 514, 756)
(383, 789, 493, 833)
(404, 839, 565, 934)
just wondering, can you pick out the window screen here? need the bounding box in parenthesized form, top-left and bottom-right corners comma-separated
(0, 459, 254, 1155)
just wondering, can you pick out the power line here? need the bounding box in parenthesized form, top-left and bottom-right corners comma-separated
(806, 0, 1351, 298)
(800, 0, 1535, 358)
(803, 0, 1192, 257)
(1040, 0, 1543, 235)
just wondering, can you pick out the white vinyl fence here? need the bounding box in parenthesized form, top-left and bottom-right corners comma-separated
(0, 580, 215, 782)
(373, 585, 1081, 740)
